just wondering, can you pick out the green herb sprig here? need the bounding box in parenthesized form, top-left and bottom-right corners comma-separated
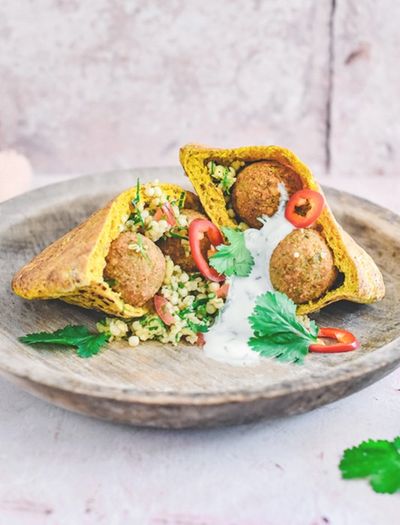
(129, 179, 145, 227)
(19, 326, 109, 358)
(339, 437, 400, 494)
(248, 291, 318, 364)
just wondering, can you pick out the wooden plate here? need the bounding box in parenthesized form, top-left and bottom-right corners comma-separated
(0, 168, 399, 428)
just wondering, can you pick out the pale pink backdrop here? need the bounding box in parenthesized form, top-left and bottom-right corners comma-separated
(1, 0, 399, 194)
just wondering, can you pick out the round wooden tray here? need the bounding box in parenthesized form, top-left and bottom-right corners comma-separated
(0, 168, 399, 428)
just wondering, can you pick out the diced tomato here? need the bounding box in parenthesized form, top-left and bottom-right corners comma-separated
(285, 189, 325, 228)
(197, 333, 206, 347)
(216, 282, 230, 298)
(154, 202, 176, 226)
(188, 219, 225, 282)
(154, 295, 175, 326)
(309, 327, 359, 353)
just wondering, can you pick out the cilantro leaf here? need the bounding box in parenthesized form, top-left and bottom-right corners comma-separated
(248, 291, 318, 364)
(209, 227, 254, 277)
(19, 325, 109, 358)
(339, 437, 400, 494)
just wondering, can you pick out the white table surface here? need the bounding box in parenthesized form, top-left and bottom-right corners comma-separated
(1, 172, 399, 525)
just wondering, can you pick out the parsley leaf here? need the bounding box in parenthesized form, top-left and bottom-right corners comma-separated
(177, 191, 186, 209)
(132, 178, 141, 206)
(209, 227, 254, 277)
(187, 319, 209, 333)
(19, 325, 109, 358)
(248, 291, 318, 364)
(339, 437, 400, 494)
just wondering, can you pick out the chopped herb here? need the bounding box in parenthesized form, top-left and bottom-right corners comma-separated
(136, 234, 150, 263)
(221, 167, 231, 193)
(104, 278, 117, 288)
(19, 325, 109, 358)
(339, 437, 400, 494)
(128, 179, 145, 227)
(168, 231, 189, 241)
(209, 227, 254, 277)
(248, 291, 318, 364)
(178, 297, 209, 318)
(132, 178, 141, 206)
(177, 191, 186, 209)
(209, 161, 215, 176)
(187, 319, 209, 333)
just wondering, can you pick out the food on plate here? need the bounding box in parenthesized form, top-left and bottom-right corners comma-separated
(13, 180, 227, 347)
(269, 228, 338, 304)
(15, 144, 385, 366)
(157, 209, 211, 272)
(104, 232, 165, 307)
(12, 180, 192, 318)
(232, 160, 302, 228)
(180, 143, 385, 315)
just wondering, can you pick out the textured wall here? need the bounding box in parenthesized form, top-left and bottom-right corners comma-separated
(331, 0, 400, 178)
(0, 0, 399, 180)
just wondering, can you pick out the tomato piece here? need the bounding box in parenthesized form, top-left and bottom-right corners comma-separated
(188, 219, 225, 282)
(154, 295, 175, 326)
(197, 333, 206, 347)
(285, 189, 324, 228)
(154, 202, 176, 226)
(309, 327, 359, 353)
(216, 282, 230, 298)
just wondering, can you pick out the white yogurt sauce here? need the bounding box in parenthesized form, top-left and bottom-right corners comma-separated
(204, 184, 295, 366)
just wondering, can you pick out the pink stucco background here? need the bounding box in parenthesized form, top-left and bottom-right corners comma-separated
(1, 0, 399, 184)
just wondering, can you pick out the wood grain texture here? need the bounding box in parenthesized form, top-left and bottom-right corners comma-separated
(0, 168, 399, 428)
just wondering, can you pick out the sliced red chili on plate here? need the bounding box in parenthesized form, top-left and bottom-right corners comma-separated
(309, 327, 359, 353)
(154, 202, 176, 226)
(188, 219, 225, 282)
(285, 189, 324, 228)
(154, 295, 175, 326)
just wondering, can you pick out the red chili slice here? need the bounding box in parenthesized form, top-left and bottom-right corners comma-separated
(154, 202, 176, 226)
(188, 219, 225, 282)
(154, 295, 175, 326)
(285, 189, 325, 228)
(309, 327, 359, 353)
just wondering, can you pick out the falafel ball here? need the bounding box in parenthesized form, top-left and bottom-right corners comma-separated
(232, 161, 302, 228)
(104, 232, 166, 307)
(157, 209, 211, 272)
(183, 190, 203, 211)
(269, 229, 338, 304)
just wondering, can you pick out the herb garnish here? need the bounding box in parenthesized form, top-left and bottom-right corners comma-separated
(168, 231, 189, 241)
(248, 291, 318, 364)
(132, 178, 141, 206)
(339, 437, 400, 494)
(128, 179, 145, 227)
(104, 277, 117, 288)
(209, 227, 254, 277)
(177, 191, 186, 209)
(135, 234, 150, 262)
(19, 326, 109, 358)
